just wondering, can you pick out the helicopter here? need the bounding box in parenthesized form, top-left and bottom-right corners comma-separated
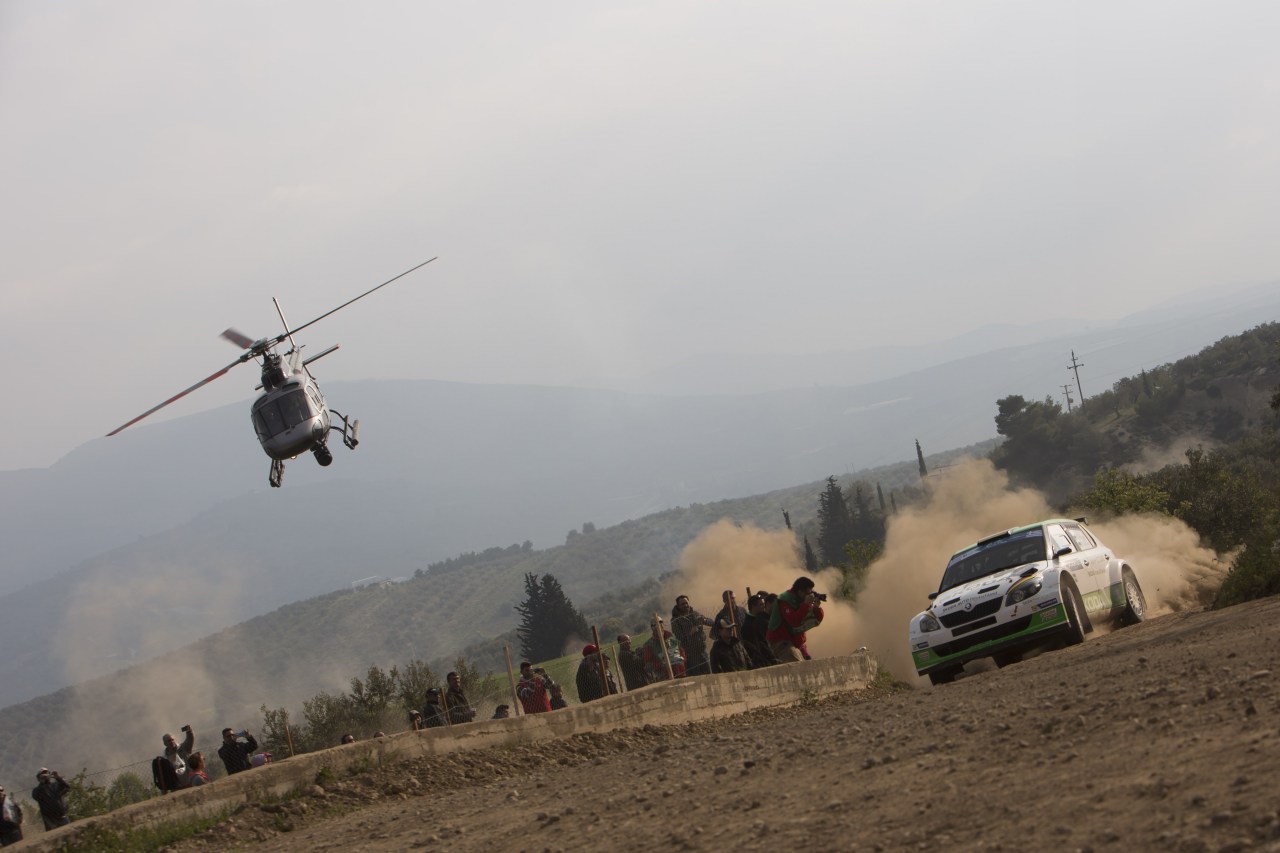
(107, 258, 436, 487)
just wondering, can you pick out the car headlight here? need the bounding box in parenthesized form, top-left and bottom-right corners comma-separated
(1005, 577, 1043, 606)
(917, 612, 942, 633)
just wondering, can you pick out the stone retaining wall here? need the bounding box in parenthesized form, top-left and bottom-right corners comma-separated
(23, 651, 876, 851)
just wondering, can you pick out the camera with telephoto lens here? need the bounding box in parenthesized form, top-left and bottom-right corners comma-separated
(812, 592, 828, 602)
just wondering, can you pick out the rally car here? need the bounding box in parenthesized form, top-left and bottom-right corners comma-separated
(909, 518, 1147, 686)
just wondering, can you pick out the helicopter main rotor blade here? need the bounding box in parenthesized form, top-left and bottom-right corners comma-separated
(221, 328, 256, 349)
(271, 257, 436, 345)
(106, 356, 248, 436)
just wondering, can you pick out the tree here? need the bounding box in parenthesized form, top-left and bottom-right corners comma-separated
(1080, 469, 1171, 516)
(348, 664, 397, 718)
(392, 659, 439, 712)
(916, 439, 928, 479)
(802, 537, 819, 574)
(64, 770, 110, 819)
(816, 476, 858, 568)
(840, 539, 884, 600)
(107, 772, 151, 810)
(259, 704, 298, 758)
(516, 573, 590, 662)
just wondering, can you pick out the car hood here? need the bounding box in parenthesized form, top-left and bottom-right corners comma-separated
(931, 562, 1048, 611)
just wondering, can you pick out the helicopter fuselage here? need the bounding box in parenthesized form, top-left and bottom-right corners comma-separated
(251, 372, 331, 461)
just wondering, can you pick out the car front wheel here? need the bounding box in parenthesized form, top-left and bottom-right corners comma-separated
(1062, 581, 1087, 646)
(928, 667, 959, 686)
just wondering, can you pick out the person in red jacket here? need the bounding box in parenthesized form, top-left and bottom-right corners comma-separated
(766, 576, 825, 662)
(516, 661, 552, 714)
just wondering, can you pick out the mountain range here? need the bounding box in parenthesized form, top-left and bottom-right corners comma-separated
(1, 278, 1277, 713)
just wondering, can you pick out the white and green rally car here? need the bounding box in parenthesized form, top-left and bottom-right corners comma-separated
(909, 518, 1147, 686)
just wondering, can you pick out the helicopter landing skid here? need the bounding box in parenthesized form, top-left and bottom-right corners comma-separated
(330, 409, 360, 450)
(269, 459, 285, 488)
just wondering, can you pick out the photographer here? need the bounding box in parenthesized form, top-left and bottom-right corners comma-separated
(32, 769, 69, 831)
(217, 727, 258, 776)
(162, 725, 195, 778)
(766, 576, 826, 662)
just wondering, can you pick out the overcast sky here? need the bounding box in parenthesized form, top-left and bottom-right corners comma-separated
(2, 1, 1279, 471)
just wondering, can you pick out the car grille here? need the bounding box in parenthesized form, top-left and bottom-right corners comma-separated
(938, 597, 1003, 628)
(932, 615, 1035, 658)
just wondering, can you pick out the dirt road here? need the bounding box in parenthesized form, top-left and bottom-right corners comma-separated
(170, 597, 1280, 852)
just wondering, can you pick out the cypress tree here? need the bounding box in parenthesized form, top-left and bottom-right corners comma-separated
(816, 476, 858, 568)
(516, 572, 590, 662)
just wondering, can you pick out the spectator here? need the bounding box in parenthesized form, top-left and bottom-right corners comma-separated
(186, 752, 210, 787)
(444, 671, 476, 724)
(713, 591, 748, 638)
(575, 644, 618, 703)
(374, 731, 386, 738)
(516, 661, 552, 714)
(217, 728, 258, 776)
(616, 634, 651, 691)
(709, 618, 752, 673)
(742, 592, 779, 668)
(491, 704, 511, 719)
(641, 627, 685, 681)
(766, 576, 826, 662)
(162, 726, 195, 778)
(0, 783, 23, 846)
(670, 595, 715, 676)
(340, 734, 356, 744)
(549, 683, 568, 710)
(421, 689, 446, 727)
(250, 752, 273, 767)
(31, 769, 69, 832)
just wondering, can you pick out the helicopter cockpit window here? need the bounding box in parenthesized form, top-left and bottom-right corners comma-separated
(252, 389, 313, 440)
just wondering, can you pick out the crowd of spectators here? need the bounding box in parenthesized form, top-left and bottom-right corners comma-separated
(0, 578, 825, 842)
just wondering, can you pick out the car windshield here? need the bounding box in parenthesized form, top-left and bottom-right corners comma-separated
(939, 528, 1046, 593)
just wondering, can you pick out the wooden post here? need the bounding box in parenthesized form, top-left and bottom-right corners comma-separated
(652, 614, 675, 681)
(723, 589, 740, 638)
(503, 645, 522, 716)
(284, 722, 295, 758)
(610, 647, 625, 692)
(440, 686, 454, 727)
(591, 626, 610, 698)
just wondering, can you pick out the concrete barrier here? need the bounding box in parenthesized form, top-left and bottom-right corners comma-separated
(23, 650, 876, 851)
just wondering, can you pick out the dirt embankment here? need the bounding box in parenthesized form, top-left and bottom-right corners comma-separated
(165, 596, 1280, 853)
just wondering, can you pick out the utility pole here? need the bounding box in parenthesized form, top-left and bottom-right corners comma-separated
(1068, 350, 1085, 403)
(1061, 384, 1074, 412)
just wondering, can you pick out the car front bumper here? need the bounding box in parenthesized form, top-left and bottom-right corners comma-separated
(911, 601, 1070, 676)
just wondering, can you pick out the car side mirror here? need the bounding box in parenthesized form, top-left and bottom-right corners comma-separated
(927, 591, 939, 600)
(1053, 546, 1072, 559)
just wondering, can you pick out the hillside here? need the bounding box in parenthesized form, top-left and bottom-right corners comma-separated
(2, 289, 1277, 715)
(0, 443, 993, 786)
(992, 322, 1280, 503)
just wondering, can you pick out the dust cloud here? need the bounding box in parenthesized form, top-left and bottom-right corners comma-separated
(1123, 433, 1212, 475)
(664, 520, 856, 659)
(1091, 514, 1227, 612)
(668, 457, 1230, 686)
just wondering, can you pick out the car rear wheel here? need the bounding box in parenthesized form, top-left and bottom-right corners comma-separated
(1119, 567, 1147, 626)
(1062, 581, 1087, 646)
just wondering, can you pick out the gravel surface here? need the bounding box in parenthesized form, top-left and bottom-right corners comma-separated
(165, 596, 1280, 852)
